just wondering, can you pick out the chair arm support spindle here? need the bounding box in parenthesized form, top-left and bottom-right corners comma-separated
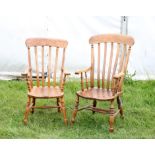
(61, 71, 71, 91)
(75, 66, 91, 91)
(112, 72, 125, 95)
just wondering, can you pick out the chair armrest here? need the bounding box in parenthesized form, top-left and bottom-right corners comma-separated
(64, 72, 71, 76)
(60, 70, 71, 91)
(63, 71, 71, 82)
(112, 72, 125, 95)
(75, 67, 91, 75)
(21, 66, 30, 77)
(75, 67, 91, 91)
(21, 66, 32, 92)
(113, 72, 124, 79)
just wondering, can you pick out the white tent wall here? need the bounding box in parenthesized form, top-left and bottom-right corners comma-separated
(0, 16, 120, 79)
(128, 16, 155, 80)
(1, 16, 154, 80)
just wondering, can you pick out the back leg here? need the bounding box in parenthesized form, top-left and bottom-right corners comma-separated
(31, 98, 36, 114)
(57, 98, 61, 113)
(117, 96, 124, 118)
(92, 100, 97, 114)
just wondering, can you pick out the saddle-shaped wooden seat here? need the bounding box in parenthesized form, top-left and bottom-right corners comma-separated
(28, 86, 64, 98)
(77, 88, 116, 101)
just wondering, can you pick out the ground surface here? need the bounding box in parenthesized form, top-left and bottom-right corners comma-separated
(0, 80, 155, 138)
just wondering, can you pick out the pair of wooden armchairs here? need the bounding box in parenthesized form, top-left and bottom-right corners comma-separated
(23, 34, 134, 132)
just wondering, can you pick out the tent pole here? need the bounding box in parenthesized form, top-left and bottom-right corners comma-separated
(121, 16, 128, 35)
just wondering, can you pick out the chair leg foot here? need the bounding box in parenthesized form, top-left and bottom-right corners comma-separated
(71, 95, 79, 125)
(109, 127, 114, 132)
(71, 110, 77, 125)
(109, 100, 115, 132)
(23, 119, 28, 125)
(64, 118, 68, 125)
(109, 116, 114, 132)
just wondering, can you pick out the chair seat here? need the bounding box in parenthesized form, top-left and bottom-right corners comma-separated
(28, 86, 63, 98)
(77, 87, 116, 101)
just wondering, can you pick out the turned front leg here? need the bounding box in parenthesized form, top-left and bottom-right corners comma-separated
(109, 100, 115, 132)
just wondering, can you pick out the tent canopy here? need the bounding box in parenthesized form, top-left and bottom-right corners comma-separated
(0, 16, 154, 80)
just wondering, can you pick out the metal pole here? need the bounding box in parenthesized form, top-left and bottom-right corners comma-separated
(121, 16, 128, 35)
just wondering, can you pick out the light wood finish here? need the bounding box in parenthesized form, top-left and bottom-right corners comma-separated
(48, 46, 52, 87)
(89, 34, 134, 46)
(71, 34, 134, 132)
(26, 38, 68, 48)
(24, 38, 70, 125)
(34, 46, 40, 87)
(102, 42, 107, 88)
(107, 43, 113, 90)
(53, 47, 59, 87)
(90, 44, 94, 88)
(97, 43, 100, 88)
(41, 46, 45, 87)
(28, 86, 63, 98)
(77, 88, 116, 101)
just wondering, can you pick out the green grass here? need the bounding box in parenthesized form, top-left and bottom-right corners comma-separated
(0, 79, 155, 138)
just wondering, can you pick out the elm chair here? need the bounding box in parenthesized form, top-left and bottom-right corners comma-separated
(23, 38, 70, 125)
(71, 34, 134, 132)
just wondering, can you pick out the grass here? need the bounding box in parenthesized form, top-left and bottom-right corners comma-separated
(0, 79, 155, 138)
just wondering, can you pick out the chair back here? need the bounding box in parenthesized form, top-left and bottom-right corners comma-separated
(89, 34, 134, 90)
(25, 38, 68, 89)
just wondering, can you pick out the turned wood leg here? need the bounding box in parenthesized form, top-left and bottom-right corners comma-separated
(60, 96, 68, 125)
(109, 100, 115, 132)
(92, 100, 97, 114)
(71, 95, 79, 124)
(31, 98, 36, 114)
(57, 98, 61, 113)
(117, 96, 124, 118)
(24, 96, 31, 125)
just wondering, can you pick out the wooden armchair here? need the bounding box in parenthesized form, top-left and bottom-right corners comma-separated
(71, 34, 134, 132)
(23, 38, 70, 125)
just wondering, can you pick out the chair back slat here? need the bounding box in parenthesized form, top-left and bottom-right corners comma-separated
(107, 43, 113, 90)
(53, 47, 59, 87)
(112, 43, 120, 76)
(60, 48, 66, 88)
(90, 44, 94, 88)
(25, 38, 68, 89)
(111, 43, 120, 89)
(118, 44, 125, 73)
(102, 42, 107, 88)
(89, 34, 134, 90)
(34, 46, 40, 87)
(41, 46, 45, 87)
(48, 46, 52, 87)
(85, 72, 89, 89)
(123, 46, 131, 72)
(97, 43, 100, 88)
(28, 48, 33, 88)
